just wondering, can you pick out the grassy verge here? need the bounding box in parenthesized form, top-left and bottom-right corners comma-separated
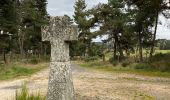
(77, 60, 170, 78)
(0, 62, 49, 80)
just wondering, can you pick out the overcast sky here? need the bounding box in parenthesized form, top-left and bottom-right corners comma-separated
(47, 0, 170, 41)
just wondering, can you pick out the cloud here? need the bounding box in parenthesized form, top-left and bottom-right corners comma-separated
(86, 0, 108, 8)
(47, 0, 76, 16)
(157, 25, 170, 39)
(47, 0, 107, 17)
(156, 15, 170, 39)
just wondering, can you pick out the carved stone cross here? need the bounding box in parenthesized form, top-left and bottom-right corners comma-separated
(42, 16, 78, 100)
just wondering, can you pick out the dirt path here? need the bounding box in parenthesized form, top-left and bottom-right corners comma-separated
(0, 63, 170, 100)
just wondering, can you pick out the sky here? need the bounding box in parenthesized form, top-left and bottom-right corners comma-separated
(47, 0, 170, 42)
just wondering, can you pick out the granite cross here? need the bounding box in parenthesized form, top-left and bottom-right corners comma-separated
(42, 16, 78, 100)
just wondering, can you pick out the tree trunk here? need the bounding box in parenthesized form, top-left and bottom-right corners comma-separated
(113, 37, 117, 60)
(85, 41, 90, 58)
(3, 48, 7, 64)
(18, 30, 25, 58)
(117, 41, 124, 61)
(102, 52, 106, 62)
(150, 10, 159, 58)
(139, 31, 143, 62)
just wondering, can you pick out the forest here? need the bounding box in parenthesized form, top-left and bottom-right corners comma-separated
(0, 0, 170, 100)
(71, 0, 170, 72)
(0, 0, 169, 65)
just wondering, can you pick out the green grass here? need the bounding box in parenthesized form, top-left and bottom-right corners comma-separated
(155, 50, 170, 54)
(0, 62, 48, 80)
(77, 61, 170, 78)
(15, 84, 45, 100)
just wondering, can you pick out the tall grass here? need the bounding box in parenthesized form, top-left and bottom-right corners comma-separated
(15, 84, 45, 100)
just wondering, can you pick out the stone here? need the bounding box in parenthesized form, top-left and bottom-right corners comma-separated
(42, 16, 78, 100)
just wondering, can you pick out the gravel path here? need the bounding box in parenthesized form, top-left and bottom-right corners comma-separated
(0, 63, 170, 100)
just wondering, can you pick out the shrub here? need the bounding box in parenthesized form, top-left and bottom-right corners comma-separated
(71, 56, 82, 61)
(84, 56, 98, 62)
(121, 60, 130, 67)
(29, 57, 39, 64)
(151, 61, 170, 72)
(150, 53, 170, 72)
(15, 84, 45, 100)
(151, 53, 170, 62)
(109, 57, 118, 66)
(134, 63, 151, 70)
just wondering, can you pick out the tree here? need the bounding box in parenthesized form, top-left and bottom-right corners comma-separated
(15, 0, 48, 58)
(0, 0, 17, 64)
(74, 0, 96, 58)
(0, 0, 48, 63)
(126, 0, 170, 59)
(149, 0, 170, 58)
(126, 0, 158, 62)
(91, 0, 129, 61)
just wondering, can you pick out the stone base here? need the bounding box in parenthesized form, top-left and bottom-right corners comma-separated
(47, 62, 74, 100)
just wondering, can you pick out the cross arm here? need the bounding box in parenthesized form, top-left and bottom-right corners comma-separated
(65, 25, 79, 42)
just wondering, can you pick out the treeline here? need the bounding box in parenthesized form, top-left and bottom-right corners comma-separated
(0, 0, 170, 65)
(0, 0, 49, 64)
(157, 39, 170, 50)
(72, 0, 170, 62)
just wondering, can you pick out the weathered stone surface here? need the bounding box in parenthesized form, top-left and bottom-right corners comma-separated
(42, 16, 78, 62)
(48, 62, 74, 100)
(42, 16, 78, 100)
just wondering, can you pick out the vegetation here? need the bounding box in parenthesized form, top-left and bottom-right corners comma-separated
(0, 62, 48, 80)
(16, 84, 45, 100)
(0, 0, 50, 80)
(0, 0, 169, 73)
(0, 0, 49, 64)
(72, 0, 170, 75)
(0, 0, 170, 99)
(78, 59, 170, 77)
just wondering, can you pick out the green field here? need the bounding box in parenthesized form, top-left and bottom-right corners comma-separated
(0, 62, 48, 80)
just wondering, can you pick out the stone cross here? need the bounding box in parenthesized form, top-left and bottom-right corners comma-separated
(42, 16, 78, 100)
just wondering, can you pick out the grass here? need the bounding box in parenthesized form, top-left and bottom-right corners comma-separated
(0, 62, 49, 80)
(77, 60, 170, 78)
(155, 50, 170, 54)
(15, 84, 45, 100)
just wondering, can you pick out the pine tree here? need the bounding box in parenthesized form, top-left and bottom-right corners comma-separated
(15, 0, 48, 57)
(73, 0, 93, 57)
(92, 0, 128, 61)
(0, 0, 17, 63)
(126, 0, 170, 61)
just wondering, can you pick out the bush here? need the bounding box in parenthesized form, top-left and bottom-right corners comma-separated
(134, 62, 170, 72)
(121, 60, 130, 67)
(134, 63, 151, 70)
(71, 56, 82, 61)
(84, 56, 99, 62)
(150, 53, 170, 72)
(16, 84, 45, 100)
(151, 61, 170, 72)
(109, 57, 118, 66)
(151, 53, 170, 62)
(29, 57, 39, 64)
